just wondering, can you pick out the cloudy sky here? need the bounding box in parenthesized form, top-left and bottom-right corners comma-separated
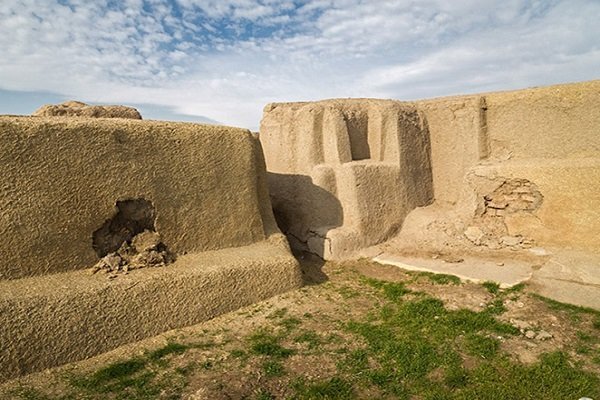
(1, 0, 598, 129)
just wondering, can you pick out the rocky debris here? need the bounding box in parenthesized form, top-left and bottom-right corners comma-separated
(465, 178, 543, 252)
(464, 226, 484, 245)
(535, 330, 553, 341)
(510, 318, 532, 331)
(132, 230, 161, 252)
(523, 329, 553, 341)
(91, 230, 174, 276)
(33, 100, 142, 119)
(501, 235, 523, 247)
(483, 179, 543, 216)
(525, 330, 537, 339)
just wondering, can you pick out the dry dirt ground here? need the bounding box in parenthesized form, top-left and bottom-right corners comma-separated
(2, 255, 599, 400)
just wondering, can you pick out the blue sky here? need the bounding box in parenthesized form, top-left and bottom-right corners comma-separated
(1, 0, 598, 129)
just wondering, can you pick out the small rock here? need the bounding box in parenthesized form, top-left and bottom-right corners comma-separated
(510, 319, 531, 331)
(497, 262, 504, 266)
(525, 330, 536, 339)
(535, 330, 553, 341)
(131, 230, 162, 252)
(517, 302, 525, 308)
(443, 255, 464, 263)
(104, 253, 122, 271)
(464, 226, 484, 245)
(529, 247, 549, 256)
(501, 235, 523, 247)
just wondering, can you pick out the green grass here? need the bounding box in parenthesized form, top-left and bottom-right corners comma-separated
(255, 388, 276, 400)
(249, 330, 295, 358)
(7, 265, 600, 400)
(147, 342, 189, 361)
(292, 377, 355, 400)
(294, 330, 322, 349)
(262, 360, 286, 377)
(363, 278, 412, 301)
(403, 271, 462, 285)
(482, 281, 501, 295)
(278, 316, 303, 331)
(464, 334, 500, 359)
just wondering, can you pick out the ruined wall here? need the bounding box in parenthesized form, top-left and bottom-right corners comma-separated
(0, 116, 301, 381)
(260, 99, 433, 259)
(394, 80, 600, 254)
(0, 117, 280, 280)
(261, 80, 600, 259)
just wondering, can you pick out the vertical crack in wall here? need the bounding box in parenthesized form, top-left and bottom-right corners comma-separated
(478, 96, 491, 160)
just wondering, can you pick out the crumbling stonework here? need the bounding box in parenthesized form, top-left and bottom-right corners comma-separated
(33, 100, 142, 119)
(261, 80, 600, 258)
(0, 116, 302, 382)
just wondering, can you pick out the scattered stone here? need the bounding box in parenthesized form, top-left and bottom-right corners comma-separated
(501, 235, 523, 247)
(132, 230, 161, 253)
(535, 330, 553, 341)
(104, 253, 122, 270)
(464, 226, 484, 245)
(510, 318, 531, 331)
(497, 262, 504, 266)
(442, 255, 464, 263)
(92, 230, 175, 277)
(525, 330, 536, 339)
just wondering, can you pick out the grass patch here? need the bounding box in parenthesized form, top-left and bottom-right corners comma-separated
(363, 278, 411, 301)
(255, 388, 275, 400)
(292, 376, 355, 400)
(464, 334, 500, 359)
(262, 360, 286, 377)
(482, 281, 500, 295)
(278, 316, 303, 332)
(505, 282, 526, 294)
(294, 330, 321, 349)
(147, 342, 189, 361)
(416, 272, 462, 285)
(249, 330, 295, 358)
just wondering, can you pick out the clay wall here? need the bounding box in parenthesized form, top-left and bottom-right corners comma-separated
(0, 117, 279, 280)
(0, 116, 301, 381)
(261, 80, 600, 258)
(260, 99, 433, 259)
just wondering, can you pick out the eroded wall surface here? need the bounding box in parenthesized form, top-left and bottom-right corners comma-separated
(260, 80, 600, 259)
(0, 116, 301, 381)
(0, 117, 280, 279)
(395, 80, 600, 254)
(260, 99, 433, 259)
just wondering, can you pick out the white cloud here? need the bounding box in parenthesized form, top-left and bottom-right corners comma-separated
(0, 0, 598, 129)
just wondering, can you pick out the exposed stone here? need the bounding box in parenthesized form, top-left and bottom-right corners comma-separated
(510, 318, 531, 331)
(33, 101, 142, 119)
(535, 330, 553, 341)
(132, 230, 162, 253)
(501, 235, 523, 247)
(104, 253, 122, 271)
(464, 226, 484, 245)
(525, 330, 536, 339)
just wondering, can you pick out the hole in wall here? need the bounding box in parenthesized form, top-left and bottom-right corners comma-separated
(91, 198, 175, 274)
(92, 198, 156, 257)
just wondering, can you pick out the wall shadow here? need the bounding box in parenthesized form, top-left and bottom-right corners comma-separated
(267, 172, 343, 285)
